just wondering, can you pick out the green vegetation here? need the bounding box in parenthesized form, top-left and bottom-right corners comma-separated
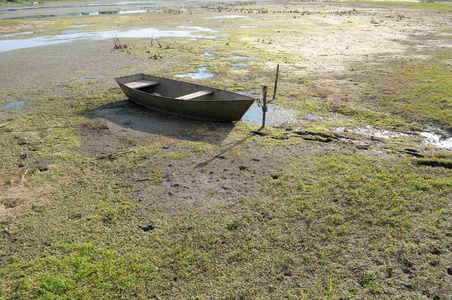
(343, 50, 452, 131)
(2, 146, 452, 298)
(339, 1, 452, 11)
(380, 52, 452, 128)
(0, 20, 20, 26)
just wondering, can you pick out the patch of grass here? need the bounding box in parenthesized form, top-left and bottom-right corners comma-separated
(0, 20, 21, 26)
(405, 2, 452, 11)
(332, 104, 422, 131)
(1, 242, 161, 299)
(3, 149, 451, 299)
(339, 1, 452, 11)
(371, 51, 452, 129)
(336, 49, 452, 132)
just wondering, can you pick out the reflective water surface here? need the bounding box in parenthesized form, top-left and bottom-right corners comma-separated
(0, 100, 26, 111)
(174, 67, 215, 79)
(0, 26, 218, 53)
(242, 103, 301, 126)
(335, 125, 452, 150)
(0, 1, 155, 20)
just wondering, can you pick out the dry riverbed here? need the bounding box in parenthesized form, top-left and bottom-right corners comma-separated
(1, 0, 452, 298)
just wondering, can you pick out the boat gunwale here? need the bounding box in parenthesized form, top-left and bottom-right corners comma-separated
(115, 73, 256, 102)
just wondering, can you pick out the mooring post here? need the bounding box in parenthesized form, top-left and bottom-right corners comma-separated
(273, 64, 279, 101)
(261, 85, 268, 129)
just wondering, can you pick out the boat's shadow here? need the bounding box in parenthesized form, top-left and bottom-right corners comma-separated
(84, 100, 236, 145)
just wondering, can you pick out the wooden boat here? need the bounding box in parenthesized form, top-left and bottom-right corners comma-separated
(115, 73, 256, 121)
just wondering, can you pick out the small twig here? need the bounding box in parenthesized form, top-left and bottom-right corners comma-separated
(43, 245, 54, 255)
(399, 241, 405, 256)
(21, 167, 30, 180)
(113, 37, 127, 50)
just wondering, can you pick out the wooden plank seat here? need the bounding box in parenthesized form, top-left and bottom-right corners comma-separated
(125, 80, 159, 89)
(175, 90, 213, 100)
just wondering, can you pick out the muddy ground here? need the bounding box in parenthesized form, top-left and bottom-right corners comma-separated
(1, 0, 451, 217)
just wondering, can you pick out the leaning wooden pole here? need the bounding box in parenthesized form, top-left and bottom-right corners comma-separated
(261, 85, 268, 130)
(272, 64, 279, 100)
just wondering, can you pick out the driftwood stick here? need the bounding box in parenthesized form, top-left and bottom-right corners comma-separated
(261, 85, 268, 129)
(272, 64, 279, 100)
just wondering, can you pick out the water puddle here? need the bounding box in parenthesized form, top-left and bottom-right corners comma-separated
(76, 75, 106, 82)
(174, 67, 215, 79)
(178, 26, 218, 33)
(233, 63, 249, 67)
(203, 51, 215, 57)
(242, 103, 301, 126)
(84, 1, 155, 7)
(78, 10, 149, 16)
(209, 15, 253, 19)
(419, 131, 452, 149)
(229, 55, 256, 60)
(0, 26, 219, 53)
(305, 96, 323, 101)
(335, 125, 410, 139)
(0, 100, 26, 111)
(1, 31, 34, 38)
(0, 36, 63, 52)
(67, 24, 96, 29)
(305, 113, 326, 121)
(0, 1, 155, 19)
(335, 125, 452, 150)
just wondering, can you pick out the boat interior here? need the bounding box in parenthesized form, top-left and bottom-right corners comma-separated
(124, 79, 216, 101)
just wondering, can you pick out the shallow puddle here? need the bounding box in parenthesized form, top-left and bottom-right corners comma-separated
(420, 131, 452, 149)
(174, 67, 215, 79)
(76, 75, 106, 82)
(335, 125, 410, 139)
(78, 10, 149, 16)
(0, 100, 26, 111)
(84, 1, 155, 7)
(242, 103, 301, 126)
(0, 1, 155, 19)
(209, 15, 253, 19)
(335, 125, 452, 150)
(178, 26, 218, 33)
(229, 55, 256, 60)
(203, 51, 215, 57)
(0, 26, 219, 53)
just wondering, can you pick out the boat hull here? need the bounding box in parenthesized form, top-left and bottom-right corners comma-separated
(115, 74, 256, 121)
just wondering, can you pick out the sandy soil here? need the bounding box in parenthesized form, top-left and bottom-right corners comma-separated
(243, 5, 452, 107)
